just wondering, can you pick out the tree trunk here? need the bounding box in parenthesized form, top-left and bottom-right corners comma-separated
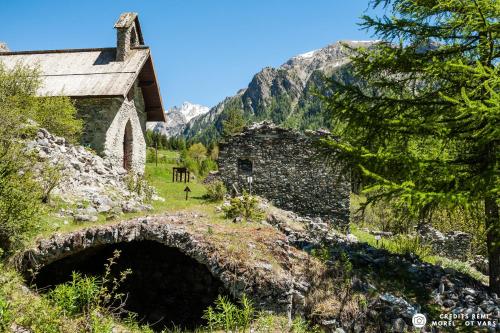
(485, 196, 500, 295)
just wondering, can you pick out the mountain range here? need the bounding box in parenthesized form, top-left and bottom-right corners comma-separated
(148, 40, 377, 143)
(147, 102, 209, 137)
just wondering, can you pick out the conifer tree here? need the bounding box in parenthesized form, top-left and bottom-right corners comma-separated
(321, 0, 499, 292)
(222, 108, 245, 137)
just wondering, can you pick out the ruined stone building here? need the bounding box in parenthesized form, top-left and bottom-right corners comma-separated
(0, 13, 165, 173)
(218, 122, 350, 226)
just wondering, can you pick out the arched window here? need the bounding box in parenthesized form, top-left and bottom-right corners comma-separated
(123, 120, 133, 171)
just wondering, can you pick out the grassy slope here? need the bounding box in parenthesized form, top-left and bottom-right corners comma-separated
(38, 150, 211, 238)
(1, 150, 308, 333)
(2, 150, 490, 332)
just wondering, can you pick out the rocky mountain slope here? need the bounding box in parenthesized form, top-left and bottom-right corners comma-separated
(147, 101, 209, 137)
(184, 41, 377, 144)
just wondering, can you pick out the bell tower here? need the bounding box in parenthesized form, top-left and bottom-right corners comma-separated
(114, 12, 144, 61)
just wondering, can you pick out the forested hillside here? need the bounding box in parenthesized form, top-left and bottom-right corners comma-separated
(183, 41, 374, 144)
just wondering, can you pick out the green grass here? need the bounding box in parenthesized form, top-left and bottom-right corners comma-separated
(8, 150, 323, 332)
(351, 224, 488, 284)
(145, 161, 209, 212)
(35, 150, 216, 239)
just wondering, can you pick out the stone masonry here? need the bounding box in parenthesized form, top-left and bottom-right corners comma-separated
(76, 81, 147, 173)
(0, 13, 165, 174)
(218, 122, 350, 227)
(418, 224, 472, 260)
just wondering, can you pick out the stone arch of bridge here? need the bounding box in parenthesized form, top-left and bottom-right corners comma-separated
(32, 239, 228, 331)
(18, 219, 293, 330)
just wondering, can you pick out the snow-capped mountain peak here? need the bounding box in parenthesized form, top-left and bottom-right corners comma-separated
(281, 40, 379, 83)
(295, 49, 317, 59)
(146, 101, 210, 138)
(171, 102, 210, 123)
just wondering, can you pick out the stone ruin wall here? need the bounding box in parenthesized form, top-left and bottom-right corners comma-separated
(75, 80, 147, 173)
(418, 224, 472, 261)
(218, 123, 350, 227)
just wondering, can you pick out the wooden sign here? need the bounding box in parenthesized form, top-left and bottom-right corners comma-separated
(184, 186, 191, 200)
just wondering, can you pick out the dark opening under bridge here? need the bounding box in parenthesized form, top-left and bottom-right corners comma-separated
(17, 214, 311, 330)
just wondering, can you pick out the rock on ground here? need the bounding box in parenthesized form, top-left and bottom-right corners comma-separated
(27, 128, 153, 220)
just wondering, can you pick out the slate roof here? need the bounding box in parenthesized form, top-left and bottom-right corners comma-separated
(0, 46, 165, 122)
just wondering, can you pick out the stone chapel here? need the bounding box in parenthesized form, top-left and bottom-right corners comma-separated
(0, 12, 165, 173)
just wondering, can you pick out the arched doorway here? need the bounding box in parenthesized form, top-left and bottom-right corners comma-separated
(123, 120, 133, 171)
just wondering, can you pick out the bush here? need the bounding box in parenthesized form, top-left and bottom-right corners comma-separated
(200, 158, 218, 176)
(204, 180, 227, 202)
(124, 173, 155, 202)
(0, 296, 12, 331)
(48, 272, 101, 316)
(202, 295, 254, 332)
(178, 143, 219, 177)
(0, 63, 84, 254)
(223, 192, 264, 222)
(386, 235, 433, 261)
(47, 250, 131, 319)
(33, 97, 82, 144)
(187, 143, 207, 163)
(0, 145, 43, 254)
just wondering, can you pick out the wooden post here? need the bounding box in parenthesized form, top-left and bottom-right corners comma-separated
(184, 186, 191, 200)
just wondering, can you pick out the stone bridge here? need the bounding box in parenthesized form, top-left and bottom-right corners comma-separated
(18, 214, 313, 330)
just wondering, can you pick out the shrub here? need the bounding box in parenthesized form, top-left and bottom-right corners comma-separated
(204, 180, 227, 202)
(0, 63, 83, 253)
(0, 296, 12, 331)
(89, 309, 114, 333)
(0, 146, 43, 254)
(252, 313, 289, 333)
(124, 173, 155, 202)
(187, 143, 207, 163)
(180, 156, 199, 176)
(311, 246, 331, 264)
(48, 272, 101, 316)
(32, 96, 82, 144)
(387, 235, 433, 261)
(209, 145, 219, 160)
(146, 147, 157, 163)
(291, 316, 323, 333)
(39, 162, 63, 204)
(223, 192, 264, 222)
(200, 158, 218, 176)
(47, 250, 131, 319)
(202, 295, 254, 332)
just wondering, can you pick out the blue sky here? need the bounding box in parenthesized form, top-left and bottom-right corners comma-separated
(1, 1, 383, 109)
